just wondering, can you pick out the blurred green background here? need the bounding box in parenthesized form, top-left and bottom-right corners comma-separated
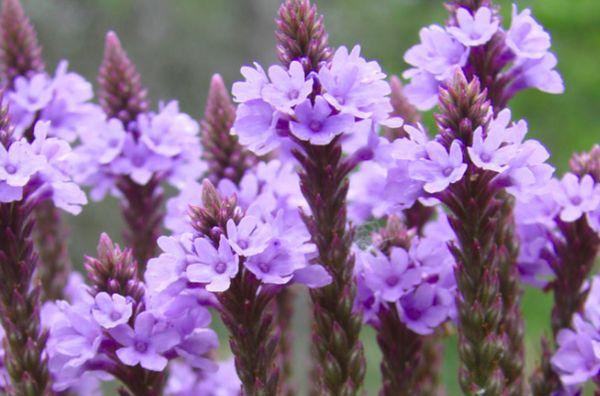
(21, 0, 599, 394)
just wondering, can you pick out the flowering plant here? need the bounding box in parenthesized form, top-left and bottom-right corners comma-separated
(0, 0, 597, 395)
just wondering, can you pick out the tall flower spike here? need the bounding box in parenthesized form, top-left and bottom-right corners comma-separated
(98, 31, 163, 271)
(275, 2, 365, 394)
(201, 74, 256, 185)
(275, 0, 332, 72)
(437, 71, 524, 395)
(0, 100, 52, 394)
(372, 218, 444, 396)
(189, 180, 281, 395)
(0, 0, 44, 88)
(98, 31, 148, 126)
(531, 146, 600, 395)
(84, 233, 165, 395)
(0, 0, 74, 303)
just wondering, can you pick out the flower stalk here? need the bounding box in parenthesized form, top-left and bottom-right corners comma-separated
(0, 103, 52, 395)
(190, 181, 281, 396)
(84, 233, 164, 396)
(0, 0, 73, 302)
(98, 31, 162, 272)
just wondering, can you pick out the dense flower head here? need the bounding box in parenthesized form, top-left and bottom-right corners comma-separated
(403, 3, 563, 110)
(354, 225, 456, 334)
(42, 267, 219, 392)
(0, 120, 87, 213)
(148, 204, 330, 298)
(232, 45, 402, 157)
(368, 105, 554, 215)
(5, 61, 102, 142)
(551, 276, 600, 391)
(74, 100, 205, 200)
(165, 159, 305, 235)
(512, 168, 600, 287)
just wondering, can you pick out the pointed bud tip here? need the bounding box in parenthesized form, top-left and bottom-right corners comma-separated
(104, 31, 123, 54)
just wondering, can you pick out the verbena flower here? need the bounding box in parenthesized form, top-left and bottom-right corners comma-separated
(6, 61, 101, 142)
(0, 121, 87, 213)
(553, 173, 599, 222)
(403, 3, 563, 110)
(232, 45, 401, 158)
(109, 311, 180, 371)
(447, 7, 499, 47)
(91, 292, 133, 329)
(354, 231, 456, 335)
(551, 276, 600, 391)
(74, 100, 205, 201)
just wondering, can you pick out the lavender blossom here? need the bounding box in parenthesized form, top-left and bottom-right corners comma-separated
(355, 217, 456, 395)
(87, 31, 205, 270)
(0, 103, 52, 394)
(376, 72, 528, 394)
(403, 1, 563, 110)
(91, 292, 133, 329)
(44, 233, 219, 395)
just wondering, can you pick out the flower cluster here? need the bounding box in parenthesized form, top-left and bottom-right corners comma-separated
(551, 276, 600, 392)
(149, 191, 330, 296)
(403, 4, 563, 110)
(41, 239, 219, 393)
(354, 216, 456, 335)
(232, 45, 401, 157)
(373, 108, 553, 214)
(165, 159, 305, 235)
(0, 120, 86, 213)
(514, 170, 600, 287)
(5, 61, 102, 142)
(73, 100, 204, 201)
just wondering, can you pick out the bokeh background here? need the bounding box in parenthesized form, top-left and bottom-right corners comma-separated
(21, 0, 599, 394)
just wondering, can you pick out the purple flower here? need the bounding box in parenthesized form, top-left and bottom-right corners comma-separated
(362, 247, 421, 302)
(506, 5, 551, 59)
(110, 312, 180, 371)
(146, 234, 194, 294)
(402, 69, 440, 111)
(409, 140, 467, 193)
(289, 97, 354, 145)
(138, 101, 199, 158)
(348, 162, 389, 222)
(553, 173, 599, 222)
(318, 45, 392, 121)
(551, 322, 600, 387)
(244, 239, 297, 285)
(397, 283, 455, 335)
(467, 124, 518, 173)
(91, 292, 133, 329)
(509, 53, 564, 95)
(0, 139, 45, 187)
(42, 299, 104, 390)
(232, 63, 269, 103)
(186, 236, 239, 292)
(226, 216, 272, 257)
(232, 100, 281, 156)
(262, 61, 313, 114)
(447, 7, 499, 47)
(404, 25, 469, 80)
(111, 135, 170, 185)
